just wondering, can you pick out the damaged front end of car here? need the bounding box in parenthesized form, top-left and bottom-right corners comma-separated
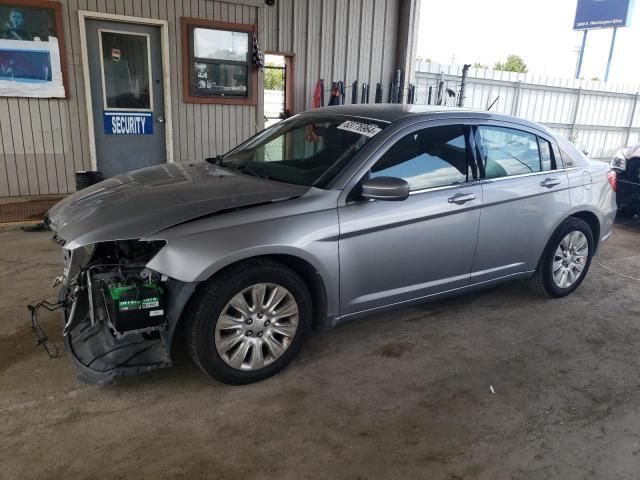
(58, 238, 197, 385)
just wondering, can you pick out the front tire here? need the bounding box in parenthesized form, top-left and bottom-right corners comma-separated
(186, 259, 312, 385)
(528, 217, 594, 298)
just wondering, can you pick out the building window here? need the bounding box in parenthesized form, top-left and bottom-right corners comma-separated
(0, 0, 69, 98)
(181, 17, 256, 105)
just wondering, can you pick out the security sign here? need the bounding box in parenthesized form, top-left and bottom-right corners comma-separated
(103, 111, 153, 135)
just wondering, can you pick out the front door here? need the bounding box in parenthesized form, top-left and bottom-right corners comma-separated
(86, 20, 166, 178)
(338, 123, 482, 316)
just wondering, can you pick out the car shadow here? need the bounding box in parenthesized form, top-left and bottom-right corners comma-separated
(614, 215, 640, 233)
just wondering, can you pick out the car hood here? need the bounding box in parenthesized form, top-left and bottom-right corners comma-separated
(47, 161, 309, 249)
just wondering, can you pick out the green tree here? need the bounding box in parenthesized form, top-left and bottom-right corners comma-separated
(264, 68, 284, 90)
(472, 62, 488, 69)
(494, 54, 528, 73)
(416, 56, 432, 63)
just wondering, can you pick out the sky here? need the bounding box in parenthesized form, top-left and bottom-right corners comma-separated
(416, 0, 640, 85)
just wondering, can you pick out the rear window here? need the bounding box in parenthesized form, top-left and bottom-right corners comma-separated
(556, 137, 586, 168)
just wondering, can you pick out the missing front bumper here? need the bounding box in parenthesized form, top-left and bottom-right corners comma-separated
(60, 274, 198, 385)
(64, 306, 172, 385)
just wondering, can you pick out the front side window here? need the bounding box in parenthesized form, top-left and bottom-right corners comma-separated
(221, 116, 386, 187)
(477, 126, 541, 178)
(370, 124, 470, 191)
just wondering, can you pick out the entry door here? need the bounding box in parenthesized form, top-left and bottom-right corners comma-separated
(338, 123, 482, 316)
(86, 20, 166, 178)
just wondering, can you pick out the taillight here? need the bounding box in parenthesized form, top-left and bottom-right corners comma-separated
(607, 170, 617, 192)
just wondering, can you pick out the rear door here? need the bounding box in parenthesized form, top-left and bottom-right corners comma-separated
(471, 122, 570, 283)
(338, 122, 482, 316)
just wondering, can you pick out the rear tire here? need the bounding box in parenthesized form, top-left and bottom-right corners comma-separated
(185, 259, 312, 385)
(528, 217, 594, 298)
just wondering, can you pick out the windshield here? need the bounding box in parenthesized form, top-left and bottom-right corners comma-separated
(220, 115, 387, 187)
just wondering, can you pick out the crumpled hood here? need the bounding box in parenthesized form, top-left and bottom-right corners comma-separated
(47, 161, 308, 249)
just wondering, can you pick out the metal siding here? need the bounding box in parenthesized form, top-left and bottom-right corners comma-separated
(381, 0, 398, 96)
(283, 0, 295, 52)
(332, 0, 348, 85)
(359, 0, 374, 89)
(0, 100, 16, 195)
(292, 0, 307, 113)
(305, 0, 321, 111)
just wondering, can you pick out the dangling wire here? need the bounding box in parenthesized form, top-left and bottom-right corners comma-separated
(27, 299, 65, 359)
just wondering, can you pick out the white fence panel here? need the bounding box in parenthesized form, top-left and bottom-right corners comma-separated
(414, 61, 640, 160)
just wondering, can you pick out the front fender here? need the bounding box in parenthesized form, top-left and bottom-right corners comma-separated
(145, 201, 340, 321)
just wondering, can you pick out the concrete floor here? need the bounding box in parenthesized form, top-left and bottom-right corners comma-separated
(1, 219, 640, 479)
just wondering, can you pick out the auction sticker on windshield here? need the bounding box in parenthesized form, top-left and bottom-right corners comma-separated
(337, 121, 382, 137)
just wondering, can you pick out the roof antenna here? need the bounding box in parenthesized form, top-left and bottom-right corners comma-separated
(487, 96, 500, 111)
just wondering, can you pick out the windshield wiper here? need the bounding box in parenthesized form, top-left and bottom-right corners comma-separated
(205, 155, 224, 165)
(233, 164, 271, 180)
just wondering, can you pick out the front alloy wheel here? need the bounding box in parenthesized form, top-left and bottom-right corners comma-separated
(186, 259, 312, 384)
(215, 283, 299, 371)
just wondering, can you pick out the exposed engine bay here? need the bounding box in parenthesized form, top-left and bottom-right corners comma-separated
(59, 240, 197, 384)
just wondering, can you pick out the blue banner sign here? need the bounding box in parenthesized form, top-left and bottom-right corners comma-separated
(103, 111, 153, 135)
(574, 0, 634, 30)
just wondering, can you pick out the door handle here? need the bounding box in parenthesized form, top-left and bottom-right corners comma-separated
(540, 178, 561, 188)
(156, 115, 165, 124)
(448, 192, 477, 204)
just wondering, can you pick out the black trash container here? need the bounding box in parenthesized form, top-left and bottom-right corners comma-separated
(75, 171, 103, 191)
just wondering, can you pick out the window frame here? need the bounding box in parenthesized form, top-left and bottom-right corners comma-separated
(536, 136, 558, 171)
(181, 17, 257, 106)
(473, 122, 564, 181)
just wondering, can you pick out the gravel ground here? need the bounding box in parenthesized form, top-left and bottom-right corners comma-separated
(1, 218, 640, 480)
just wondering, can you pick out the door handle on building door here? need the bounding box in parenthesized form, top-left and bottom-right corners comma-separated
(157, 115, 165, 124)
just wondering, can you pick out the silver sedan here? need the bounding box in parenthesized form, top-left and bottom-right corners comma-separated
(47, 105, 617, 385)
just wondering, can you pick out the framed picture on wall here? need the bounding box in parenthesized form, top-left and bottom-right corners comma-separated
(0, 0, 68, 98)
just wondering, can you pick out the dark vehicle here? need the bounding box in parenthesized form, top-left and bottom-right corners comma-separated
(611, 145, 640, 217)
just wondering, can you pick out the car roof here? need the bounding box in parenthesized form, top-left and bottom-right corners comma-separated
(304, 104, 552, 135)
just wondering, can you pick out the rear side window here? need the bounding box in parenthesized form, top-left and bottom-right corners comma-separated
(477, 126, 541, 178)
(538, 139, 555, 171)
(371, 124, 470, 191)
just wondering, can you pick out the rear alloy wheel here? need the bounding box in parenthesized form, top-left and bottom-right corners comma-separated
(551, 231, 589, 289)
(186, 259, 312, 384)
(528, 217, 594, 298)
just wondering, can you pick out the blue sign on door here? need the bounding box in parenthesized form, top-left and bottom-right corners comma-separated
(103, 111, 153, 135)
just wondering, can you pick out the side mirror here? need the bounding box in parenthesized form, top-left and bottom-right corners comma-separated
(360, 176, 410, 201)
